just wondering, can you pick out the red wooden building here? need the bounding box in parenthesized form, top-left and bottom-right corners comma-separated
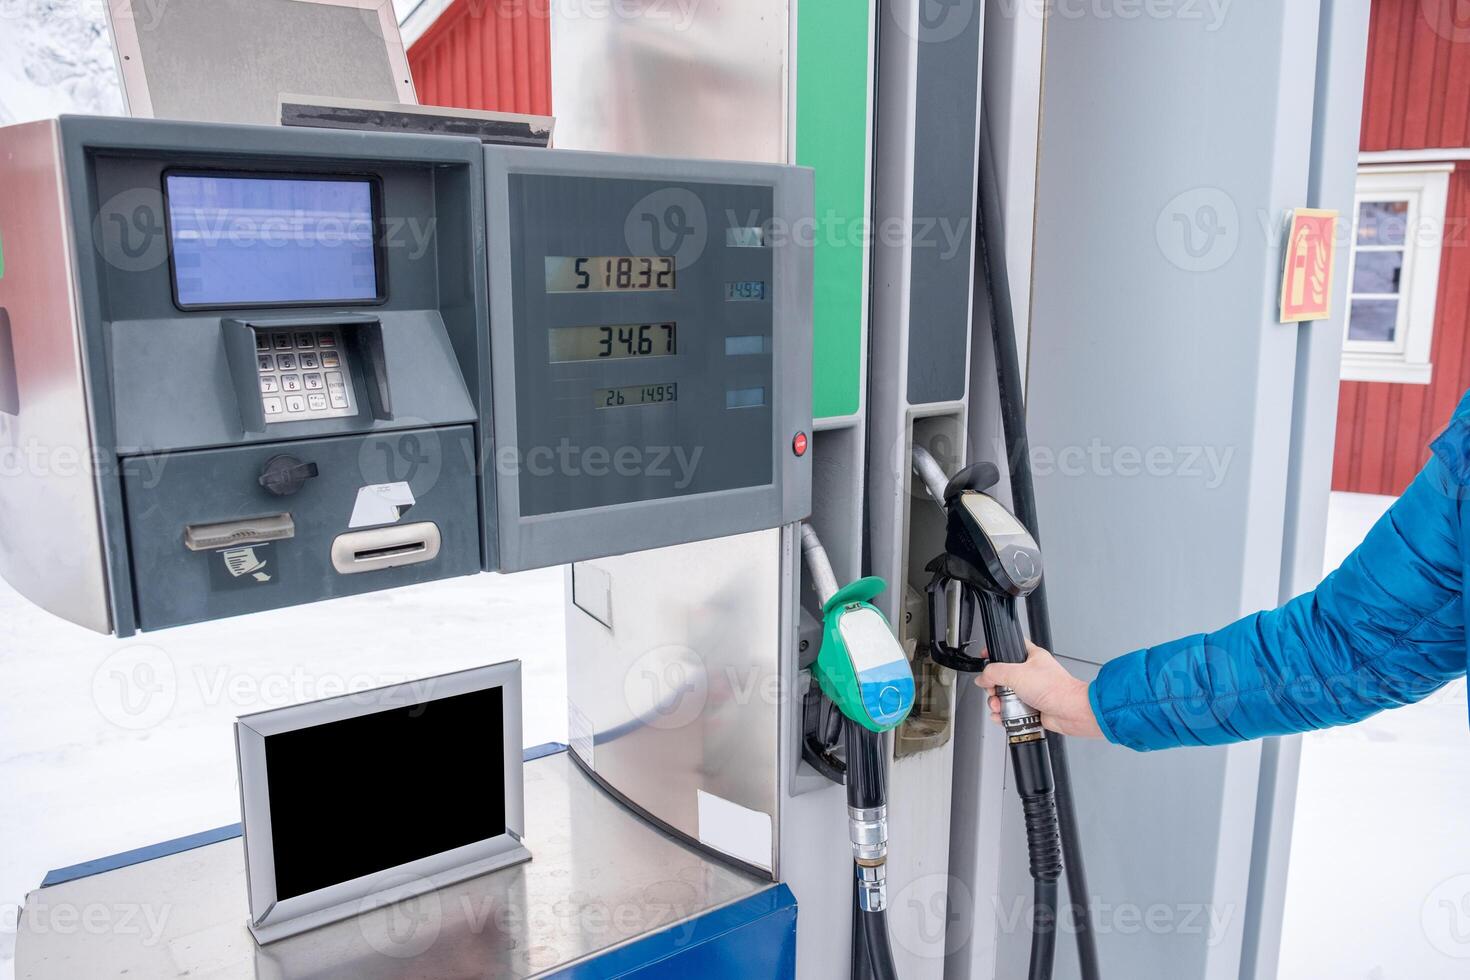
(400, 0, 552, 117)
(1333, 0, 1470, 495)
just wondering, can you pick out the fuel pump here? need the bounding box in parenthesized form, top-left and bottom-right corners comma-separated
(800, 524, 914, 980)
(912, 449, 1063, 980)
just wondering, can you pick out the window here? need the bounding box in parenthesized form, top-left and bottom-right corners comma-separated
(1340, 164, 1452, 384)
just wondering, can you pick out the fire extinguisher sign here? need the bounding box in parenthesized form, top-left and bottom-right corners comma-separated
(1279, 207, 1339, 323)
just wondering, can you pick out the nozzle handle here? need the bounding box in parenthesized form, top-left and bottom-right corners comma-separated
(943, 461, 1000, 503)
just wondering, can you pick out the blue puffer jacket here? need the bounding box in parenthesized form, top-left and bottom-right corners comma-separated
(1088, 397, 1470, 751)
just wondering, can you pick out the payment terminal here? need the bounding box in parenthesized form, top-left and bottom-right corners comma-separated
(0, 117, 813, 635)
(0, 117, 491, 635)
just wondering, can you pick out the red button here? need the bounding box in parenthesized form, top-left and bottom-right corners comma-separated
(793, 432, 808, 457)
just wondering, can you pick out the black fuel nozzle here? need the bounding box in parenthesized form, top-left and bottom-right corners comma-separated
(913, 447, 1064, 962)
(923, 554, 987, 672)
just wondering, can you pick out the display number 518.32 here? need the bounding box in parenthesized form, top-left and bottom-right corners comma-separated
(574, 256, 676, 291)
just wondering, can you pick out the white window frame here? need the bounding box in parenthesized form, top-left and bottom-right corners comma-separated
(1340, 163, 1452, 385)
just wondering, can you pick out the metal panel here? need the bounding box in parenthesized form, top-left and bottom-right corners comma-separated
(14, 752, 775, 978)
(905, 0, 983, 405)
(864, 2, 986, 977)
(1245, 3, 1372, 978)
(235, 662, 528, 942)
(0, 120, 112, 634)
(796, 0, 875, 422)
(50, 115, 492, 634)
(558, 884, 797, 980)
(1018, 4, 1326, 978)
(105, 0, 416, 125)
(122, 428, 482, 631)
(548, 0, 789, 162)
(541, 7, 849, 976)
(564, 528, 785, 875)
(483, 147, 813, 571)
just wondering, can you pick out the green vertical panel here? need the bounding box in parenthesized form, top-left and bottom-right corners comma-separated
(797, 0, 871, 421)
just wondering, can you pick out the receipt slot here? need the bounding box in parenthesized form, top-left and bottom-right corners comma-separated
(0, 117, 491, 635)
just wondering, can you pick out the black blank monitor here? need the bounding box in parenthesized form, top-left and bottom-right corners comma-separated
(236, 661, 527, 944)
(264, 687, 506, 900)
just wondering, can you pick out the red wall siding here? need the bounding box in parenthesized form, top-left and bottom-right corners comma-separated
(407, 0, 552, 116)
(1333, 0, 1470, 494)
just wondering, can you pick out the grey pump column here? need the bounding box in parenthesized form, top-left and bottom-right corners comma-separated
(867, 0, 988, 973)
(952, 5, 1366, 980)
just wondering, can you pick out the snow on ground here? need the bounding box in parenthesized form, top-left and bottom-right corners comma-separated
(1278, 493, 1470, 980)
(0, 569, 569, 977)
(0, 2, 122, 126)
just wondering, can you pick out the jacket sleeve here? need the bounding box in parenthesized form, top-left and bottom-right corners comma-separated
(1088, 456, 1468, 751)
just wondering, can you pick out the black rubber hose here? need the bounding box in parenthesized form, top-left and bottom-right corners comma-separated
(844, 722, 887, 811)
(976, 113, 1103, 979)
(1029, 880, 1060, 980)
(845, 722, 899, 980)
(851, 880, 901, 980)
(862, 905, 901, 980)
(1012, 737, 1063, 980)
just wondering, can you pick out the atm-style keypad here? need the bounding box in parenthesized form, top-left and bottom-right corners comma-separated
(254, 328, 356, 423)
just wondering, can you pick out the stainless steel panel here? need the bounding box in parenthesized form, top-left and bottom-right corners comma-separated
(15, 752, 770, 978)
(0, 120, 112, 634)
(105, 0, 417, 125)
(549, 0, 790, 163)
(565, 528, 784, 875)
(235, 662, 527, 943)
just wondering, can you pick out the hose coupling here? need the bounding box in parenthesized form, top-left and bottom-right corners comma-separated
(998, 687, 1045, 745)
(848, 804, 888, 864)
(855, 861, 888, 912)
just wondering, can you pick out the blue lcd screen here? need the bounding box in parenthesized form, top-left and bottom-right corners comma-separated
(166, 174, 381, 308)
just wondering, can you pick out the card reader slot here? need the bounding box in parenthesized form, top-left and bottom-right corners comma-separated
(185, 514, 296, 552)
(331, 523, 441, 574)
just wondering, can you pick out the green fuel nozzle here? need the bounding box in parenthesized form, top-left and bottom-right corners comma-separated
(799, 524, 915, 734)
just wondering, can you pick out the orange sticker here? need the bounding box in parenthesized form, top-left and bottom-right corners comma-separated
(1280, 208, 1339, 323)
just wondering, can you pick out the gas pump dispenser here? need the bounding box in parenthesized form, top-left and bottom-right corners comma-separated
(3, 111, 821, 978)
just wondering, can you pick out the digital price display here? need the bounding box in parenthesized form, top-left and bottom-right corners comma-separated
(595, 383, 679, 409)
(494, 154, 795, 539)
(726, 281, 767, 302)
(546, 256, 676, 292)
(549, 323, 677, 363)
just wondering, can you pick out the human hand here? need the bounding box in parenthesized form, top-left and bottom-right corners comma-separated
(975, 642, 1104, 739)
